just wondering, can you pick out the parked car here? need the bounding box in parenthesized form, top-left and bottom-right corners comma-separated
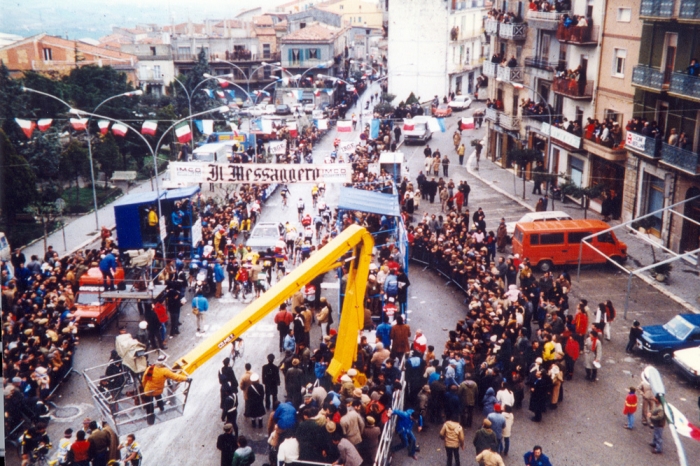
(304, 103, 315, 114)
(448, 95, 473, 111)
(275, 104, 292, 115)
(636, 314, 700, 360)
(432, 103, 453, 118)
(403, 116, 432, 145)
(249, 105, 266, 117)
(290, 103, 304, 114)
(73, 267, 125, 331)
(505, 210, 573, 237)
(672, 345, 700, 384)
(264, 104, 277, 115)
(246, 222, 286, 252)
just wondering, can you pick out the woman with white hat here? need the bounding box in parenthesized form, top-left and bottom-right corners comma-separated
(245, 373, 266, 428)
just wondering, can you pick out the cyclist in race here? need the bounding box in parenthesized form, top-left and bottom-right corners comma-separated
(296, 198, 305, 221)
(20, 422, 51, 466)
(285, 227, 297, 257)
(280, 185, 290, 207)
(318, 182, 326, 197)
(322, 205, 332, 227)
(301, 212, 313, 228)
(313, 212, 325, 241)
(311, 184, 319, 208)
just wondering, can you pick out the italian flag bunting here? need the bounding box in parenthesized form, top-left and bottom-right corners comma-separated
(112, 123, 128, 137)
(174, 122, 192, 143)
(141, 120, 158, 136)
(98, 120, 110, 135)
(37, 119, 53, 132)
(70, 118, 88, 131)
(668, 403, 700, 441)
(15, 118, 36, 139)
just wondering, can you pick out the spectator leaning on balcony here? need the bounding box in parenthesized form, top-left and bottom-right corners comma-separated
(667, 128, 679, 146)
(688, 58, 700, 76)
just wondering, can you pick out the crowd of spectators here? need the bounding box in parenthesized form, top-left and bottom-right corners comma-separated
(528, 0, 571, 12)
(626, 116, 693, 152)
(487, 8, 523, 23)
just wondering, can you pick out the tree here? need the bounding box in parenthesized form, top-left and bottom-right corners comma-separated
(0, 129, 37, 229)
(405, 92, 420, 105)
(508, 148, 543, 200)
(18, 127, 62, 181)
(94, 133, 121, 187)
(25, 199, 60, 256)
(173, 49, 214, 117)
(59, 140, 91, 204)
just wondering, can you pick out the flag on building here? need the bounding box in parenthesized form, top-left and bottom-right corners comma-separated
(175, 122, 192, 143)
(98, 120, 110, 135)
(141, 120, 158, 136)
(70, 118, 88, 131)
(202, 120, 214, 135)
(112, 123, 128, 137)
(337, 120, 353, 132)
(37, 119, 53, 132)
(460, 117, 475, 130)
(15, 118, 36, 139)
(668, 403, 700, 441)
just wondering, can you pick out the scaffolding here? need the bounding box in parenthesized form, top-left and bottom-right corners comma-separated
(576, 194, 700, 319)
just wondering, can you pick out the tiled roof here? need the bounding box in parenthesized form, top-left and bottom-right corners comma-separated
(282, 24, 337, 42)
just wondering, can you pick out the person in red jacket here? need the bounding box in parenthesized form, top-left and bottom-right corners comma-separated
(572, 303, 588, 349)
(274, 303, 294, 352)
(623, 386, 638, 429)
(563, 330, 579, 380)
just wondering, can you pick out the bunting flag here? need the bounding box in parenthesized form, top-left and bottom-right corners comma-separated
(217, 78, 229, 88)
(314, 90, 321, 97)
(229, 123, 239, 137)
(226, 90, 236, 99)
(37, 119, 53, 132)
(98, 120, 110, 135)
(175, 122, 192, 143)
(202, 120, 214, 135)
(141, 120, 158, 136)
(202, 89, 214, 98)
(403, 120, 415, 131)
(215, 90, 225, 99)
(286, 121, 298, 138)
(668, 403, 700, 441)
(460, 117, 475, 130)
(370, 119, 380, 139)
(337, 120, 353, 132)
(194, 120, 204, 133)
(112, 123, 128, 137)
(428, 117, 445, 133)
(15, 118, 36, 139)
(70, 118, 88, 131)
(316, 119, 328, 131)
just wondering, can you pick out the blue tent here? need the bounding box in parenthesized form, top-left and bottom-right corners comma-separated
(337, 187, 400, 217)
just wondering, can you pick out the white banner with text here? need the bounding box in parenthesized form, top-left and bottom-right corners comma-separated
(169, 162, 352, 184)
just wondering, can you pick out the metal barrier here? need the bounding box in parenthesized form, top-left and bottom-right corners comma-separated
(373, 355, 407, 466)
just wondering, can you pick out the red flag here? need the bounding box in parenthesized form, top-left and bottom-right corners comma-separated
(15, 118, 36, 139)
(70, 118, 88, 131)
(98, 120, 110, 135)
(141, 120, 158, 136)
(217, 78, 229, 88)
(337, 120, 352, 132)
(37, 119, 53, 131)
(112, 123, 128, 137)
(175, 122, 192, 143)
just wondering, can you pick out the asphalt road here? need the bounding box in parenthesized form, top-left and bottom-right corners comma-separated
(7, 94, 700, 466)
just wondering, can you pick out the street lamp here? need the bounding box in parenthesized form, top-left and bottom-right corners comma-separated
(69, 105, 230, 261)
(22, 86, 142, 231)
(173, 75, 228, 150)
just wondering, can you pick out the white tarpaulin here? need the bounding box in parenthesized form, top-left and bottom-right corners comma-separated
(169, 162, 352, 184)
(268, 140, 287, 155)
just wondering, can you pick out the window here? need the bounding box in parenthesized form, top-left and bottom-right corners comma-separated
(570, 156, 584, 187)
(612, 48, 626, 78)
(300, 22, 306, 29)
(153, 65, 161, 79)
(263, 67, 271, 79)
(291, 48, 301, 64)
(263, 43, 271, 59)
(308, 48, 319, 60)
(540, 233, 565, 245)
(358, 16, 362, 22)
(645, 174, 665, 235)
(339, 4, 344, 9)
(530, 234, 540, 245)
(597, 232, 616, 244)
(43, 48, 52, 61)
(617, 7, 631, 22)
(178, 47, 191, 56)
(568, 232, 592, 244)
(150, 46, 157, 56)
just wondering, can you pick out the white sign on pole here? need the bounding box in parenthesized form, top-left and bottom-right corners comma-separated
(169, 162, 353, 184)
(268, 140, 287, 155)
(191, 218, 202, 246)
(159, 216, 167, 241)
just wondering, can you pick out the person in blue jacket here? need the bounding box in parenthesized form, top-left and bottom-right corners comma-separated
(99, 250, 118, 291)
(192, 290, 209, 334)
(390, 408, 423, 460)
(524, 445, 553, 466)
(213, 258, 225, 298)
(375, 315, 392, 348)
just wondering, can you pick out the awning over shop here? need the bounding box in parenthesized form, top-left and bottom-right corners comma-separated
(338, 187, 400, 217)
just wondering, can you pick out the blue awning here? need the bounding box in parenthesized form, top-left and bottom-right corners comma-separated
(338, 187, 400, 217)
(113, 186, 200, 207)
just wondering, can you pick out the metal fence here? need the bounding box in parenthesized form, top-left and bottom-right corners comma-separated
(373, 355, 407, 466)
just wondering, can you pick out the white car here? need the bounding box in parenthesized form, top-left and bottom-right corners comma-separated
(506, 211, 573, 237)
(246, 222, 286, 253)
(448, 95, 473, 111)
(248, 105, 266, 117)
(672, 346, 700, 384)
(263, 104, 277, 115)
(304, 103, 315, 113)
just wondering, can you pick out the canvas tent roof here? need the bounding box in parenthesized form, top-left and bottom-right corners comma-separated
(338, 187, 400, 217)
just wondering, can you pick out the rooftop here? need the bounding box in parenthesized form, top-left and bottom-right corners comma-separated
(282, 24, 341, 42)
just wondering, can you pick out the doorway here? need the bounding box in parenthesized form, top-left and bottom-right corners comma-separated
(680, 187, 700, 254)
(661, 32, 678, 86)
(656, 101, 670, 134)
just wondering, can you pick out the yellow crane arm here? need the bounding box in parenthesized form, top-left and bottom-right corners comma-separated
(171, 224, 374, 380)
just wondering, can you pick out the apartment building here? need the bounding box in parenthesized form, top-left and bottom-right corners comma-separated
(387, 0, 487, 102)
(626, 0, 700, 254)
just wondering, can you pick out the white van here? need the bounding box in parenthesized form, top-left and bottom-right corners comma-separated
(403, 116, 432, 145)
(0, 232, 11, 261)
(379, 151, 409, 182)
(506, 210, 573, 237)
(192, 143, 229, 163)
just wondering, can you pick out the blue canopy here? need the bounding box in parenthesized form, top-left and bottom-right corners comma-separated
(338, 187, 400, 217)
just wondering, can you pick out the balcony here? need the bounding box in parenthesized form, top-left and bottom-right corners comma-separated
(137, 69, 164, 82)
(524, 57, 561, 79)
(552, 77, 594, 99)
(661, 143, 700, 174)
(497, 66, 524, 83)
(669, 72, 700, 101)
(499, 23, 528, 40)
(485, 107, 521, 131)
(527, 10, 571, 30)
(582, 133, 628, 162)
(485, 18, 499, 35)
(680, 0, 700, 20)
(631, 64, 665, 91)
(451, 0, 485, 11)
(625, 131, 662, 159)
(483, 61, 498, 78)
(640, 0, 676, 18)
(555, 24, 599, 45)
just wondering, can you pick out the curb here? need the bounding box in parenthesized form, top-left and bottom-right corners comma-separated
(464, 143, 699, 315)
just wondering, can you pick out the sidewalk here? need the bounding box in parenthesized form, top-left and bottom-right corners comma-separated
(464, 149, 700, 314)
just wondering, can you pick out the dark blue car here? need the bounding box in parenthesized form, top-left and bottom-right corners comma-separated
(636, 314, 700, 360)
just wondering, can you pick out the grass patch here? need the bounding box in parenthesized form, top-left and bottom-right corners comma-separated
(62, 185, 123, 214)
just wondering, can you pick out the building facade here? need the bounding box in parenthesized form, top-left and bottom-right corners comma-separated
(279, 24, 349, 78)
(626, 0, 700, 254)
(120, 41, 175, 97)
(387, 0, 487, 102)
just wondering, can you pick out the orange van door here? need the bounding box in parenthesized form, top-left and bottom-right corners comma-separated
(567, 231, 595, 264)
(594, 231, 620, 262)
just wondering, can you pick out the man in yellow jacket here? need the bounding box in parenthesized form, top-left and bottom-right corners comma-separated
(142, 354, 190, 425)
